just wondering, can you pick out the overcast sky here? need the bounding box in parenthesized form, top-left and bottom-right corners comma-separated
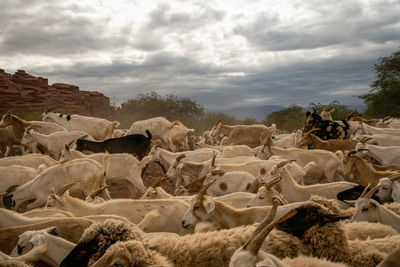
(1, 0, 399, 111)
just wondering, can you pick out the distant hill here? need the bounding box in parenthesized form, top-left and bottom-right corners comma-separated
(221, 105, 285, 121)
(218, 104, 366, 121)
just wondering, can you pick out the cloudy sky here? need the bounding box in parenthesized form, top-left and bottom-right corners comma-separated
(1, 0, 399, 111)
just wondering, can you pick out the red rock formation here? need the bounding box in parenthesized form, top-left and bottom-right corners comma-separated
(0, 69, 110, 118)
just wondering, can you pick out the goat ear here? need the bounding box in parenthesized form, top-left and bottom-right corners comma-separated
(306, 111, 311, 117)
(45, 226, 61, 236)
(203, 198, 215, 213)
(65, 144, 70, 151)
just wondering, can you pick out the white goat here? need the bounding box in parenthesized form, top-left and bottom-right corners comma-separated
(0, 165, 38, 193)
(42, 111, 119, 140)
(9, 157, 109, 211)
(0, 153, 57, 169)
(21, 129, 93, 160)
(10, 227, 75, 266)
(376, 175, 400, 203)
(354, 134, 400, 147)
(356, 142, 400, 165)
(258, 143, 344, 182)
(269, 168, 357, 203)
(59, 146, 146, 197)
(352, 184, 400, 233)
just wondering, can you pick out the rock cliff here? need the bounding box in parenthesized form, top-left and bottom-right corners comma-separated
(0, 69, 110, 117)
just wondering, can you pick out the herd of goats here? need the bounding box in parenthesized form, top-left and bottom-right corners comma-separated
(0, 106, 400, 267)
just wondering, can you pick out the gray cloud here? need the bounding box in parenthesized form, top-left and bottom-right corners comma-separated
(0, 1, 128, 56)
(1, 0, 399, 113)
(234, 1, 400, 51)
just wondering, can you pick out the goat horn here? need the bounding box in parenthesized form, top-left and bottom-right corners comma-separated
(305, 128, 321, 135)
(382, 116, 391, 121)
(175, 154, 186, 162)
(196, 178, 217, 199)
(44, 107, 56, 114)
(346, 110, 357, 120)
(265, 176, 282, 190)
(246, 209, 297, 255)
(0, 192, 7, 197)
(243, 204, 278, 250)
(322, 106, 328, 112)
(360, 183, 371, 198)
(211, 151, 217, 167)
(276, 160, 295, 169)
(2, 109, 12, 117)
(89, 186, 108, 199)
(365, 184, 383, 199)
(360, 137, 372, 144)
(272, 189, 289, 204)
(79, 134, 89, 140)
(388, 174, 400, 182)
(346, 149, 358, 157)
(151, 178, 166, 188)
(57, 181, 81, 196)
(66, 139, 76, 148)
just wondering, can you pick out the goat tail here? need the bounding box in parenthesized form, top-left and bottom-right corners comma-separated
(145, 129, 152, 140)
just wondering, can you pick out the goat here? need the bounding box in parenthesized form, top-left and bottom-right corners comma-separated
(45, 192, 191, 235)
(356, 142, 400, 165)
(0, 125, 23, 157)
(352, 184, 400, 233)
(343, 154, 400, 186)
(6, 156, 110, 211)
(300, 130, 358, 152)
(354, 133, 400, 147)
(210, 120, 276, 148)
(0, 165, 38, 197)
(258, 141, 344, 182)
(354, 122, 400, 137)
(269, 167, 358, 203)
(42, 110, 120, 140)
(10, 227, 75, 266)
(0, 243, 48, 266)
(76, 130, 152, 160)
(126, 117, 177, 149)
(375, 175, 400, 203)
(246, 177, 288, 207)
(1, 113, 67, 153)
(0, 153, 57, 169)
(21, 128, 91, 160)
(181, 179, 306, 230)
(304, 108, 349, 140)
(59, 146, 147, 197)
(0, 217, 93, 256)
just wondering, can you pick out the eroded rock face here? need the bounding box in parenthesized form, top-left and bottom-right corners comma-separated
(0, 69, 110, 117)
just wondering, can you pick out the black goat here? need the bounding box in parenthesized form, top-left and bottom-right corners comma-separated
(304, 108, 349, 140)
(76, 130, 152, 160)
(336, 184, 381, 204)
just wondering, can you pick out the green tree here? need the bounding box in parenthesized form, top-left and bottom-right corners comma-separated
(309, 101, 359, 120)
(263, 105, 306, 132)
(113, 91, 205, 128)
(360, 48, 400, 117)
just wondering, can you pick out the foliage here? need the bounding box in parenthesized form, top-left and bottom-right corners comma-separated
(309, 101, 359, 120)
(360, 48, 400, 117)
(113, 91, 205, 128)
(263, 105, 306, 132)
